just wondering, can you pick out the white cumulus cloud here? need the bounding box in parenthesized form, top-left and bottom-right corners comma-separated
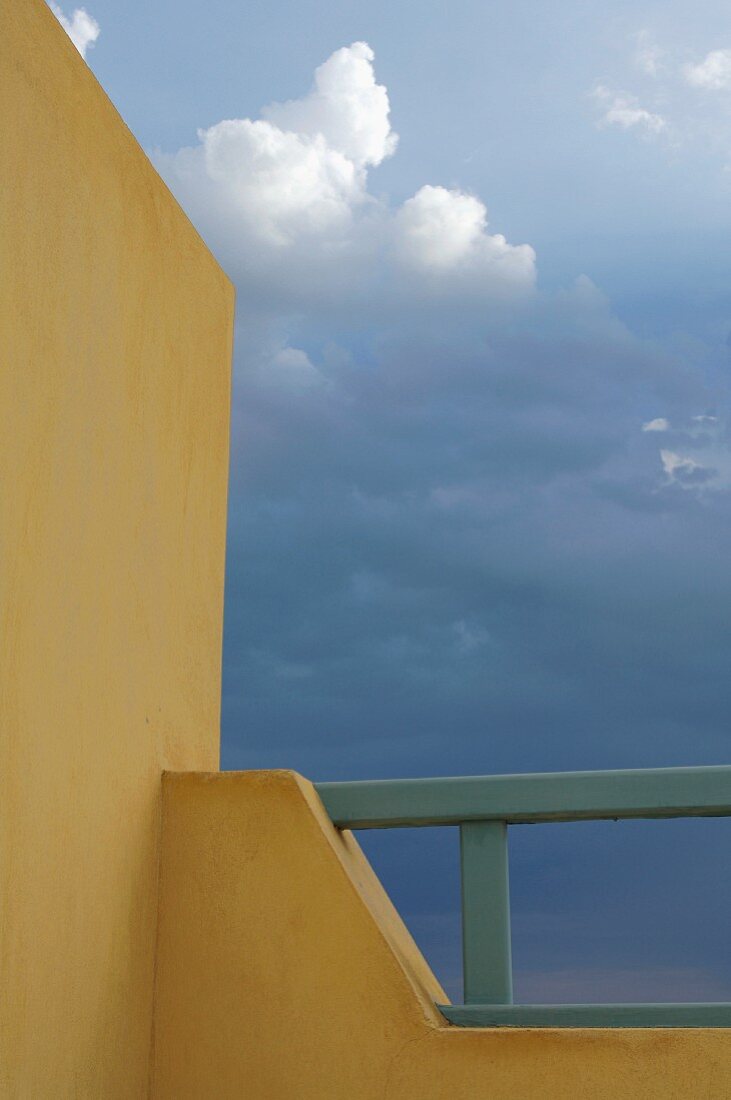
(155, 42, 535, 299)
(49, 2, 99, 59)
(262, 42, 397, 169)
(394, 185, 536, 286)
(642, 417, 670, 432)
(683, 49, 731, 91)
(191, 118, 362, 246)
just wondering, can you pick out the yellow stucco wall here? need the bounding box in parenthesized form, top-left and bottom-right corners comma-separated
(154, 770, 731, 1099)
(4, 4, 731, 1098)
(0, 2, 233, 1095)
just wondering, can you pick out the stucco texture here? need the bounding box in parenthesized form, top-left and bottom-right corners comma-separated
(4, 2, 731, 1097)
(0, 1, 233, 1095)
(153, 770, 731, 1099)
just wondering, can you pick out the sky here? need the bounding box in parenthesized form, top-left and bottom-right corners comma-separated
(55, 0, 731, 1002)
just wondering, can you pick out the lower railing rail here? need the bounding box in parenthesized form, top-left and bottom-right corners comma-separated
(314, 765, 731, 1027)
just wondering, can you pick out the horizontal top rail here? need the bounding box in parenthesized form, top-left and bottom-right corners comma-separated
(314, 765, 731, 830)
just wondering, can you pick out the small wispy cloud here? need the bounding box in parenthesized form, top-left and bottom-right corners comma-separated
(660, 449, 713, 485)
(593, 85, 666, 135)
(634, 30, 666, 78)
(642, 415, 730, 492)
(642, 417, 670, 432)
(48, 2, 99, 60)
(683, 49, 731, 91)
(453, 620, 491, 656)
(593, 35, 731, 164)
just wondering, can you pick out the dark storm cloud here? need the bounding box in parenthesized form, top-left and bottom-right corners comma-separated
(224, 281, 731, 765)
(219, 281, 731, 1000)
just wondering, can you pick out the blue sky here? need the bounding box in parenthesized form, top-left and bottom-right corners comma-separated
(57, 0, 731, 1001)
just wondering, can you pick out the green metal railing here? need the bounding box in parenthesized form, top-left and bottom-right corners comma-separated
(315, 765, 731, 1027)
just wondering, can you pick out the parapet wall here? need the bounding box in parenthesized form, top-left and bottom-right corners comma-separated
(0, 2, 233, 1094)
(153, 770, 731, 1099)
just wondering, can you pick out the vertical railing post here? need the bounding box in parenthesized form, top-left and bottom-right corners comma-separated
(460, 820, 513, 1005)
